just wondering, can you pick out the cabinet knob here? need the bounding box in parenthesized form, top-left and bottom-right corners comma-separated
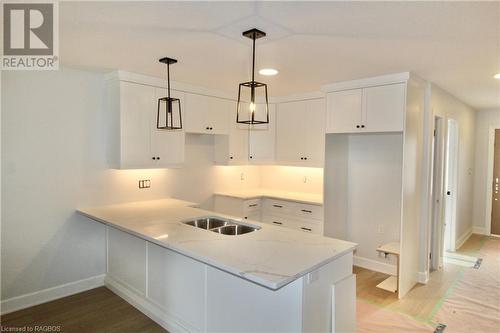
(356, 125, 360, 128)
(300, 157, 304, 160)
(361, 125, 365, 128)
(157, 156, 160, 160)
(230, 156, 233, 160)
(206, 127, 209, 130)
(152, 157, 156, 160)
(249, 156, 253, 159)
(210, 127, 213, 130)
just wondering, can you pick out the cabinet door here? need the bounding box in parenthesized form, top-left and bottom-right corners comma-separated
(276, 101, 305, 164)
(303, 99, 325, 166)
(363, 83, 405, 132)
(326, 89, 363, 133)
(249, 104, 276, 163)
(119, 81, 154, 168)
(209, 97, 230, 135)
(151, 88, 185, 167)
(184, 92, 208, 134)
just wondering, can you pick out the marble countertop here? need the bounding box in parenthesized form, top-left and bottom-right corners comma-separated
(214, 189, 323, 205)
(77, 198, 355, 290)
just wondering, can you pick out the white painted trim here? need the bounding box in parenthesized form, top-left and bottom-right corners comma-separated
(353, 256, 397, 276)
(321, 72, 410, 92)
(485, 125, 498, 235)
(105, 275, 191, 333)
(270, 91, 325, 104)
(473, 226, 488, 235)
(0, 274, 105, 315)
(417, 271, 429, 284)
(106, 70, 237, 101)
(455, 227, 472, 250)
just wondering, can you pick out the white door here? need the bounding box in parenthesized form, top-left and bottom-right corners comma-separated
(209, 97, 230, 135)
(249, 104, 276, 163)
(430, 116, 444, 270)
(119, 81, 154, 168)
(151, 88, 185, 167)
(184, 93, 208, 134)
(276, 101, 304, 164)
(302, 99, 325, 166)
(363, 83, 405, 132)
(326, 89, 362, 133)
(443, 119, 459, 252)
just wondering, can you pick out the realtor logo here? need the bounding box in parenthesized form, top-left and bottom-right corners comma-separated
(2, 1, 59, 70)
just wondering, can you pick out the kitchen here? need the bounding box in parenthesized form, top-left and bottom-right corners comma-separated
(2, 2, 499, 333)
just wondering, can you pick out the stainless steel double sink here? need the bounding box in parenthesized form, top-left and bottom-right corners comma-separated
(183, 216, 259, 235)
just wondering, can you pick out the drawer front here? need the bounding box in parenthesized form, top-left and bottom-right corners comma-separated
(262, 214, 292, 229)
(294, 223, 321, 234)
(243, 199, 261, 213)
(263, 199, 294, 216)
(294, 203, 323, 221)
(243, 211, 261, 222)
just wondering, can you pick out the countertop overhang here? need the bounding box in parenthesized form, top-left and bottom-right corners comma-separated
(77, 198, 356, 290)
(214, 189, 323, 205)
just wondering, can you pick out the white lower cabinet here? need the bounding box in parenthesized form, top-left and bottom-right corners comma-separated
(213, 195, 324, 235)
(105, 227, 355, 333)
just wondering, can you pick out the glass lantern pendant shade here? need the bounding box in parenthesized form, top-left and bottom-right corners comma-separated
(157, 57, 182, 130)
(236, 28, 270, 125)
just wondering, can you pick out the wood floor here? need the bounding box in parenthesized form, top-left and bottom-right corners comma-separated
(1, 234, 493, 332)
(0, 287, 166, 333)
(355, 233, 493, 323)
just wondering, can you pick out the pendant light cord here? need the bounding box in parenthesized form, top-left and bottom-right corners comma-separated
(167, 62, 171, 99)
(252, 31, 256, 83)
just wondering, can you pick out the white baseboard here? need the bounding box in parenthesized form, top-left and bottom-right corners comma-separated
(417, 271, 429, 284)
(473, 226, 488, 235)
(1, 274, 105, 315)
(105, 275, 191, 333)
(456, 227, 473, 250)
(354, 256, 397, 276)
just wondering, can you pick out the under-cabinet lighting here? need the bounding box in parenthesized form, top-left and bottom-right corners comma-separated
(494, 73, 500, 79)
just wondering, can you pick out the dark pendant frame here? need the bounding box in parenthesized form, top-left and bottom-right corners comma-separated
(157, 57, 182, 130)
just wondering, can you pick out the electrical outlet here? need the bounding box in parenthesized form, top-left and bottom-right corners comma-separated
(240, 173, 245, 181)
(138, 180, 151, 189)
(303, 176, 308, 183)
(377, 224, 384, 234)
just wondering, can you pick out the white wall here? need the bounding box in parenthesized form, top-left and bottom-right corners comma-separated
(472, 109, 500, 234)
(0, 68, 259, 304)
(430, 85, 476, 243)
(259, 165, 323, 194)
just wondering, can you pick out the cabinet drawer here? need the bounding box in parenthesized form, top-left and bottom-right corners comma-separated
(262, 214, 292, 228)
(243, 211, 261, 222)
(294, 203, 323, 220)
(294, 223, 321, 234)
(243, 199, 261, 213)
(263, 199, 294, 215)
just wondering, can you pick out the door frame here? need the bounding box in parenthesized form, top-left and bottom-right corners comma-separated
(443, 118, 459, 252)
(429, 116, 445, 270)
(486, 126, 500, 236)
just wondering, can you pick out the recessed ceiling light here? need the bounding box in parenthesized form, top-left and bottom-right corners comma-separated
(494, 73, 500, 79)
(259, 68, 278, 76)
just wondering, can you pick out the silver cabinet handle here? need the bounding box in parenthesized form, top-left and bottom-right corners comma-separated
(301, 227, 312, 232)
(273, 204, 283, 208)
(248, 204, 258, 207)
(272, 221, 283, 225)
(301, 209, 312, 213)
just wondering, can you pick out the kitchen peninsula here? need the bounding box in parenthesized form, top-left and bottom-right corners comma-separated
(78, 198, 357, 333)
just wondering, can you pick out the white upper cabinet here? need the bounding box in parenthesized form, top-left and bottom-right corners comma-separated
(363, 84, 406, 132)
(326, 83, 406, 133)
(152, 88, 185, 167)
(276, 99, 325, 167)
(107, 80, 185, 169)
(326, 89, 363, 133)
(184, 93, 230, 135)
(249, 104, 276, 164)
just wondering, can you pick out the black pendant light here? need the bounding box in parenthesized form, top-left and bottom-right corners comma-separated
(236, 28, 269, 125)
(157, 57, 182, 130)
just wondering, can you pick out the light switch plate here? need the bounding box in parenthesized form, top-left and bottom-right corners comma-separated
(138, 180, 151, 189)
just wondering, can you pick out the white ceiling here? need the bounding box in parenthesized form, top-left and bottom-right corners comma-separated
(60, 1, 500, 110)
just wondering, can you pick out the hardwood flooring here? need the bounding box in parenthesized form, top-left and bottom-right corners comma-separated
(0, 287, 166, 333)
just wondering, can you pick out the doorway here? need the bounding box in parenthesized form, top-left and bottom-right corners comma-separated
(430, 116, 444, 271)
(490, 129, 500, 236)
(443, 119, 459, 252)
